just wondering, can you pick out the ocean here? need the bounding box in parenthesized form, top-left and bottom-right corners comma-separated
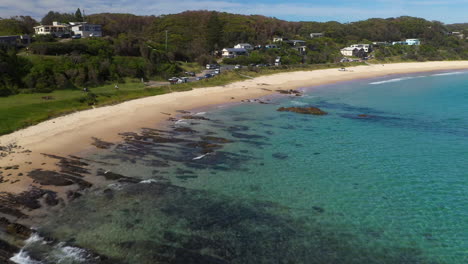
(12, 70, 468, 263)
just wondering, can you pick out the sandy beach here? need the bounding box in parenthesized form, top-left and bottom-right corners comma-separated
(2, 61, 468, 194)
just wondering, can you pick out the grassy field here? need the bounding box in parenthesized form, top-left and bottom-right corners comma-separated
(0, 62, 363, 136)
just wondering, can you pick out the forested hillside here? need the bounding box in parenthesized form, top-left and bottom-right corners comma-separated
(1, 10, 468, 97)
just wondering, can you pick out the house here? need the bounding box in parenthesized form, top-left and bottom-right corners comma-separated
(448, 32, 465, 39)
(0, 35, 30, 47)
(293, 45, 307, 54)
(234, 43, 253, 50)
(0, 36, 21, 46)
(405, 39, 420, 45)
(392, 39, 420, 46)
(392, 41, 407, 45)
(310, 33, 324, 39)
(34, 22, 70, 37)
(340, 47, 366, 57)
(372, 41, 390, 47)
(273, 37, 286, 42)
(349, 44, 372, 52)
(222, 48, 248, 58)
(69, 22, 102, 38)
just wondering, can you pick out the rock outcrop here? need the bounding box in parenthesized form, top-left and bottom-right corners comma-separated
(277, 106, 328, 115)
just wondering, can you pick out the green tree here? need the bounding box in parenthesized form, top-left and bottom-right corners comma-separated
(75, 8, 83, 22)
(206, 12, 223, 51)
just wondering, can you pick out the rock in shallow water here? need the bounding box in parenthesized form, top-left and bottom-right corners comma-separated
(277, 106, 328, 115)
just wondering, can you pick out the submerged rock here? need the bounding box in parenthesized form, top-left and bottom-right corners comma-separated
(97, 169, 140, 183)
(277, 106, 328, 115)
(28, 170, 75, 186)
(277, 89, 302, 96)
(0, 239, 19, 263)
(91, 137, 115, 149)
(201, 136, 233, 144)
(181, 115, 210, 121)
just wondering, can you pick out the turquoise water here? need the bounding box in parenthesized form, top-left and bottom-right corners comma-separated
(16, 71, 468, 263)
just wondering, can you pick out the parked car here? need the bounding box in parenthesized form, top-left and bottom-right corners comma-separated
(71, 34, 81, 39)
(185, 71, 195, 76)
(179, 77, 189, 83)
(234, 65, 242, 69)
(214, 69, 221, 74)
(168, 77, 179, 84)
(196, 76, 205, 81)
(204, 73, 213, 78)
(206, 64, 220, 69)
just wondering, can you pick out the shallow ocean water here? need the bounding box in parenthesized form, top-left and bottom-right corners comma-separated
(15, 71, 468, 263)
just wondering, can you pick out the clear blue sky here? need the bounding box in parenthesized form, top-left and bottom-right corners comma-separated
(0, 0, 465, 24)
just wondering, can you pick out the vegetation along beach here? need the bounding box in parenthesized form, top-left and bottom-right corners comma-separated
(0, 3, 467, 264)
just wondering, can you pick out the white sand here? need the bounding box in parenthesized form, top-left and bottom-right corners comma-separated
(2, 61, 468, 192)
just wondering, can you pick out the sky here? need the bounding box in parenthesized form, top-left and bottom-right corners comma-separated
(0, 0, 466, 24)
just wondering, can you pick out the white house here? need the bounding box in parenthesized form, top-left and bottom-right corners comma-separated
(34, 22, 70, 37)
(405, 39, 420, 45)
(310, 33, 324, 38)
(234, 43, 253, 50)
(340, 47, 356, 56)
(340, 47, 366, 57)
(70, 22, 102, 38)
(222, 48, 248, 58)
(349, 44, 372, 52)
(392, 39, 420, 46)
(273, 37, 286, 42)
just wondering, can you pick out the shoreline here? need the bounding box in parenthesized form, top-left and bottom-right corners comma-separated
(1, 61, 468, 195)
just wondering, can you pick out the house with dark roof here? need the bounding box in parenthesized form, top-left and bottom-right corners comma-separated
(222, 48, 248, 58)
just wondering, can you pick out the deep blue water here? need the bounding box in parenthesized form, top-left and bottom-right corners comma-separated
(13, 71, 468, 263)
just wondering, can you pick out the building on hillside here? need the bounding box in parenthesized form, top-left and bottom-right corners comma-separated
(349, 44, 372, 52)
(372, 41, 390, 47)
(392, 41, 407, 45)
(234, 43, 253, 50)
(340, 47, 366, 57)
(293, 45, 307, 54)
(290, 40, 306, 46)
(34, 22, 70, 37)
(0, 35, 31, 46)
(392, 39, 420, 46)
(222, 48, 248, 58)
(310, 33, 324, 38)
(448, 32, 465, 39)
(273, 37, 286, 42)
(405, 39, 420, 45)
(69, 22, 102, 38)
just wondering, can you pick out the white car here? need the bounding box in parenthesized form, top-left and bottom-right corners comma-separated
(234, 65, 242, 69)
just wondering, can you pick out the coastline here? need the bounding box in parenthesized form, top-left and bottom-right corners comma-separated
(2, 61, 468, 194)
(1, 60, 468, 262)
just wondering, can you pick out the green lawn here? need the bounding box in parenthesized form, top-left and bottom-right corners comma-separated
(0, 62, 363, 136)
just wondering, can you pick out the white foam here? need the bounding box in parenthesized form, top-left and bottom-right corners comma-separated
(431, 71, 464, 76)
(194, 112, 206, 116)
(25, 233, 45, 244)
(192, 153, 208, 160)
(10, 234, 45, 264)
(175, 119, 189, 125)
(370, 77, 413, 85)
(139, 179, 159, 184)
(53, 243, 89, 263)
(107, 182, 124, 190)
(10, 250, 43, 264)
